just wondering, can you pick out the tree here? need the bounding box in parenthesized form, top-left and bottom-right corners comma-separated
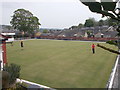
(43, 29, 48, 33)
(98, 19, 104, 26)
(84, 19, 93, 27)
(84, 18, 96, 27)
(69, 26, 78, 30)
(86, 30, 94, 37)
(10, 9, 41, 34)
(80, 0, 120, 21)
(78, 23, 84, 28)
(107, 18, 118, 26)
(80, 0, 120, 54)
(6, 25, 12, 30)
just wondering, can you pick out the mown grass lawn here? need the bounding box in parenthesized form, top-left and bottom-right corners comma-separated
(7, 39, 117, 88)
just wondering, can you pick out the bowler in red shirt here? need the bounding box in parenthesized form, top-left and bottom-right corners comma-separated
(92, 44, 95, 54)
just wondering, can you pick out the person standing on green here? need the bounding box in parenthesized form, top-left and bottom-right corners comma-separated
(21, 40, 24, 47)
(92, 44, 95, 54)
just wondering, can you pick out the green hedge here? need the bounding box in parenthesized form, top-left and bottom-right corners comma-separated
(106, 40, 117, 46)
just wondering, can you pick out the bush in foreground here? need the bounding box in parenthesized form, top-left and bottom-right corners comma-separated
(3, 63, 21, 88)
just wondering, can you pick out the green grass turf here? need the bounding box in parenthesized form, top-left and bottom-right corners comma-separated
(7, 39, 117, 88)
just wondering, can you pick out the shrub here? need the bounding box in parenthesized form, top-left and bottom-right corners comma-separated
(7, 82, 28, 90)
(3, 63, 21, 85)
(15, 82, 28, 90)
(2, 71, 9, 88)
(106, 40, 117, 46)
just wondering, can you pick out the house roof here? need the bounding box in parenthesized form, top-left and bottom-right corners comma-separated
(103, 31, 118, 37)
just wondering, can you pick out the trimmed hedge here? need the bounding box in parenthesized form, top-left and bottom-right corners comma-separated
(97, 44, 120, 54)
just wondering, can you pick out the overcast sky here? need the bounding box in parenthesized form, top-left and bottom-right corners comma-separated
(0, 0, 105, 29)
